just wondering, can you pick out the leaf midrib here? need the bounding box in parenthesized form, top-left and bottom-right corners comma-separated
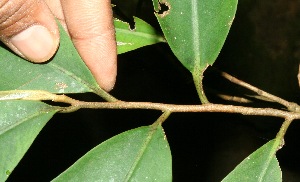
(258, 139, 280, 181)
(123, 127, 157, 181)
(191, 0, 201, 69)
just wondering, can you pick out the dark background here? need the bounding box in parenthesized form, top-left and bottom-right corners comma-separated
(8, 0, 300, 181)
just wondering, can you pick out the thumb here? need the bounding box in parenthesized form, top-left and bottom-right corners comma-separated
(0, 0, 59, 62)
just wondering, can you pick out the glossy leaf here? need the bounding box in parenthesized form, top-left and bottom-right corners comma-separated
(153, 0, 238, 102)
(53, 125, 172, 182)
(222, 139, 282, 182)
(115, 17, 166, 54)
(153, 0, 237, 72)
(0, 17, 163, 94)
(0, 23, 100, 94)
(0, 100, 57, 181)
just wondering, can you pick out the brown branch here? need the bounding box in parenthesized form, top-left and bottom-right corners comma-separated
(4, 89, 298, 122)
(58, 100, 300, 120)
(218, 70, 300, 112)
(206, 88, 253, 103)
(217, 94, 252, 103)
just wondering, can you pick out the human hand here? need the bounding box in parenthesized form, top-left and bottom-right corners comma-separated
(0, 0, 117, 91)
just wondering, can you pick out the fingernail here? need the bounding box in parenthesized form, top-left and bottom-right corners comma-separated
(10, 25, 56, 62)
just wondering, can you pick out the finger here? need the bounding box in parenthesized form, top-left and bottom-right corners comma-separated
(0, 0, 59, 62)
(60, 0, 117, 91)
(44, 0, 68, 31)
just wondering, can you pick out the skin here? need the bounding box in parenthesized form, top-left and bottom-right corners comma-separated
(0, 0, 117, 91)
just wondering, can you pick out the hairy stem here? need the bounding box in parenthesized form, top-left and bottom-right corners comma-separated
(7, 90, 298, 121)
(152, 111, 172, 126)
(93, 88, 118, 102)
(193, 70, 209, 104)
(274, 118, 294, 149)
(56, 97, 300, 120)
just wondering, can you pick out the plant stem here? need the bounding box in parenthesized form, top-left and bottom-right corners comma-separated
(57, 98, 300, 120)
(192, 70, 209, 104)
(152, 111, 172, 126)
(8, 90, 300, 122)
(93, 88, 118, 102)
(206, 87, 253, 103)
(274, 118, 294, 149)
(218, 69, 300, 112)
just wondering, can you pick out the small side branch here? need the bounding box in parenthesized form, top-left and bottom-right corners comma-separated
(206, 88, 253, 103)
(219, 70, 300, 112)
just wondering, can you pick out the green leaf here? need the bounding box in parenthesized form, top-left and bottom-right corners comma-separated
(53, 125, 172, 182)
(222, 139, 282, 182)
(0, 100, 57, 181)
(0, 23, 100, 94)
(115, 17, 166, 54)
(153, 0, 238, 102)
(153, 0, 237, 72)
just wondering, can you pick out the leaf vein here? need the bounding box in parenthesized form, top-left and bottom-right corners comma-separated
(191, 0, 201, 68)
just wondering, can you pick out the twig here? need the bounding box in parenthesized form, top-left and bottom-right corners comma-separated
(2, 90, 299, 121)
(206, 88, 252, 103)
(217, 94, 252, 103)
(56, 99, 300, 120)
(218, 70, 300, 112)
